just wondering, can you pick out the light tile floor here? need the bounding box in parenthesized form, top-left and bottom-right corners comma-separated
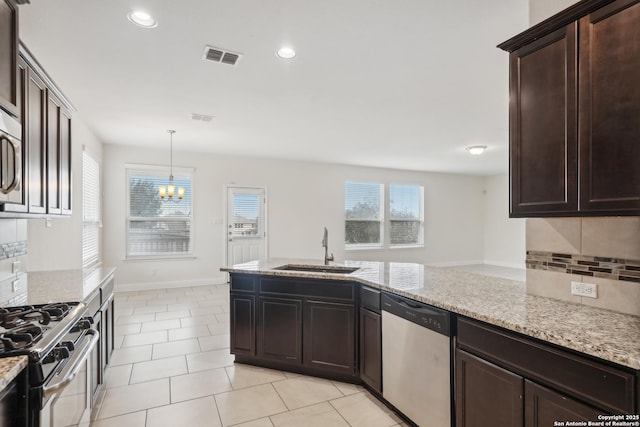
(87, 284, 407, 427)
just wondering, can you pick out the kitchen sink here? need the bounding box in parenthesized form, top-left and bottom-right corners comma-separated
(274, 264, 360, 274)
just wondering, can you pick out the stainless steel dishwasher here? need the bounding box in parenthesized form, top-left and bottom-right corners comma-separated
(381, 292, 452, 427)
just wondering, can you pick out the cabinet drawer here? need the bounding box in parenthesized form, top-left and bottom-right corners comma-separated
(259, 277, 355, 302)
(360, 285, 380, 313)
(457, 318, 635, 414)
(230, 275, 256, 292)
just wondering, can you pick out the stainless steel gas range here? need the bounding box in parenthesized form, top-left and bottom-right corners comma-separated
(0, 301, 98, 427)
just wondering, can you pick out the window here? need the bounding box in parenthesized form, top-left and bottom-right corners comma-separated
(389, 184, 424, 246)
(82, 151, 101, 267)
(232, 192, 262, 237)
(126, 165, 193, 259)
(344, 182, 383, 246)
(345, 181, 423, 249)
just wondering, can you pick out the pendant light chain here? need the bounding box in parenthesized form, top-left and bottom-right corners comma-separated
(159, 129, 184, 202)
(168, 129, 175, 181)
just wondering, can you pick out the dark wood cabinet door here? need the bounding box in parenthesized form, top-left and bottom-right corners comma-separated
(102, 297, 114, 369)
(59, 107, 72, 214)
(359, 308, 381, 393)
(91, 311, 102, 402)
(303, 300, 355, 376)
(524, 380, 601, 426)
(0, 56, 28, 213)
(456, 349, 523, 427)
(509, 23, 578, 217)
(258, 296, 301, 363)
(230, 293, 255, 356)
(578, 0, 640, 214)
(25, 61, 47, 214)
(0, 0, 18, 117)
(46, 92, 61, 214)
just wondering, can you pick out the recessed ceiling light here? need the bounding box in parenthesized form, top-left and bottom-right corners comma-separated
(127, 10, 158, 28)
(466, 145, 487, 155)
(276, 46, 296, 59)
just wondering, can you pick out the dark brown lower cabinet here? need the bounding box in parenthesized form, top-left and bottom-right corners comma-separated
(303, 300, 355, 375)
(525, 380, 600, 426)
(0, 367, 27, 427)
(456, 349, 523, 427)
(230, 293, 255, 356)
(257, 296, 302, 364)
(359, 307, 381, 392)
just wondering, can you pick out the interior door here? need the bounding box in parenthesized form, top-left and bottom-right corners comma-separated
(226, 186, 266, 266)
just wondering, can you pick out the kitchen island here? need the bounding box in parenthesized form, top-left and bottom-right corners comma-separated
(222, 258, 640, 369)
(223, 259, 640, 425)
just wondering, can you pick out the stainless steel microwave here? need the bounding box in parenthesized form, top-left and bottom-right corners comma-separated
(0, 108, 22, 204)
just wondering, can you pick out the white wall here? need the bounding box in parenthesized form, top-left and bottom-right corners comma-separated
(27, 115, 103, 271)
(529, 0, 580, 24)
(482, 174, 525, 268)
(103, 144, 488, 288)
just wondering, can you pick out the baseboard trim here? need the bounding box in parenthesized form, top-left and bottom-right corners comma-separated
(483, 260, 526, 270)
(426, 260, 485, 267)
(115, 275, 228, 292)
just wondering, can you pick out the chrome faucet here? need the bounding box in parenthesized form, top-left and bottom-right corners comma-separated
(322, 227, 334, 265)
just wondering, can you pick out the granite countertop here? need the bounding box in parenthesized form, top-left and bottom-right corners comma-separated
(222, 259, 640, 370)
(0, 356, 27, 392)
(7, 266, 116, 306)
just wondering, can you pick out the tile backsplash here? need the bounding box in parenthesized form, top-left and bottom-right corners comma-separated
(0, 219, 28, 306)
(526, 217, 640, 316)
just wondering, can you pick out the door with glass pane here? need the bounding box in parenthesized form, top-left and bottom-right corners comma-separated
(226, 187, 266, 266)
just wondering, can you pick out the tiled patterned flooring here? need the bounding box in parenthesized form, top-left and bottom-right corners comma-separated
(88, 284, 406, 427)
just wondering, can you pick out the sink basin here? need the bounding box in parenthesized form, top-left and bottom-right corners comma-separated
(274, 264, 360, 274)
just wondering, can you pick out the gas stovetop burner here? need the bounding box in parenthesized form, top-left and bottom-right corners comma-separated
(0, 324, 45, 351)
(0, 303, 72, 329)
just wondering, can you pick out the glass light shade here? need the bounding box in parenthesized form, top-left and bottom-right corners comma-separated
(167, 184, 175, 198)
(127, 10, 158, 28)
(466, 145, 487, 155)
(276, 47, 296, 59)
(159, 186, 166, 199)
(178, 187, 185, 199)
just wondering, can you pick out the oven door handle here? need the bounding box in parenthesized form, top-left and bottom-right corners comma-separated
(42, 328, 99, 399)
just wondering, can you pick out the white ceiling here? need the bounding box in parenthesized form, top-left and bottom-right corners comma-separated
(19, 0, 528, 175)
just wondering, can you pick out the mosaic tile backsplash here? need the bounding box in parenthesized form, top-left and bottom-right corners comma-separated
(526, 251, 640, 283)
(0, 241, 27, 261)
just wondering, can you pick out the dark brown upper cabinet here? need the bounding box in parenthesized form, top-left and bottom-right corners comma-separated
(0, 0, 19, 118)
(500, 0, 640, 217)
(578, 0, 640, 213)
(1, 47, 75, 218)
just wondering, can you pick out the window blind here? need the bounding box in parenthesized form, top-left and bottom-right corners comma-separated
(82, 152, 101, 267)
(344, 181, 383, 246)
(389, 184, 423, 245)
(232, 193, 261, 237)
(126, 166, 193, 258)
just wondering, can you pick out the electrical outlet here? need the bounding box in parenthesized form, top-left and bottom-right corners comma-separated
(12, 261, 20, 273)
(571, 281, 598, 298)
(12, 279, 20, 292)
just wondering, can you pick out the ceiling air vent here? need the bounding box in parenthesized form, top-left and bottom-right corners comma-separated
(202, 46, 242, 66)
(191, 113, 214, 122)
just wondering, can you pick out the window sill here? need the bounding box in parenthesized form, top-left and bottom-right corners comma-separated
(124, 255, 197, 262)
(345, 244, 423, 251)
(390, 244, 424, 249)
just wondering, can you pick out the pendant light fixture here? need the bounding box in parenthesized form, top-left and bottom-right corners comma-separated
(158, 130, 185, 201)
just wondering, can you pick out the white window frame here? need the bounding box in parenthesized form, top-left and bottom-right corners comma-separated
(345, 181, 424, 250)
(388, 183, 425, 248)
(344, 181, 385, 249)
(82, 150, 101, 268)
(125, 164, 194, 260)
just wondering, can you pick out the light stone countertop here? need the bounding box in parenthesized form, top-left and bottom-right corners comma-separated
(0, 356, 27, 392)
(2, 267, 116, 307)
(222, 258, 640, 370)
